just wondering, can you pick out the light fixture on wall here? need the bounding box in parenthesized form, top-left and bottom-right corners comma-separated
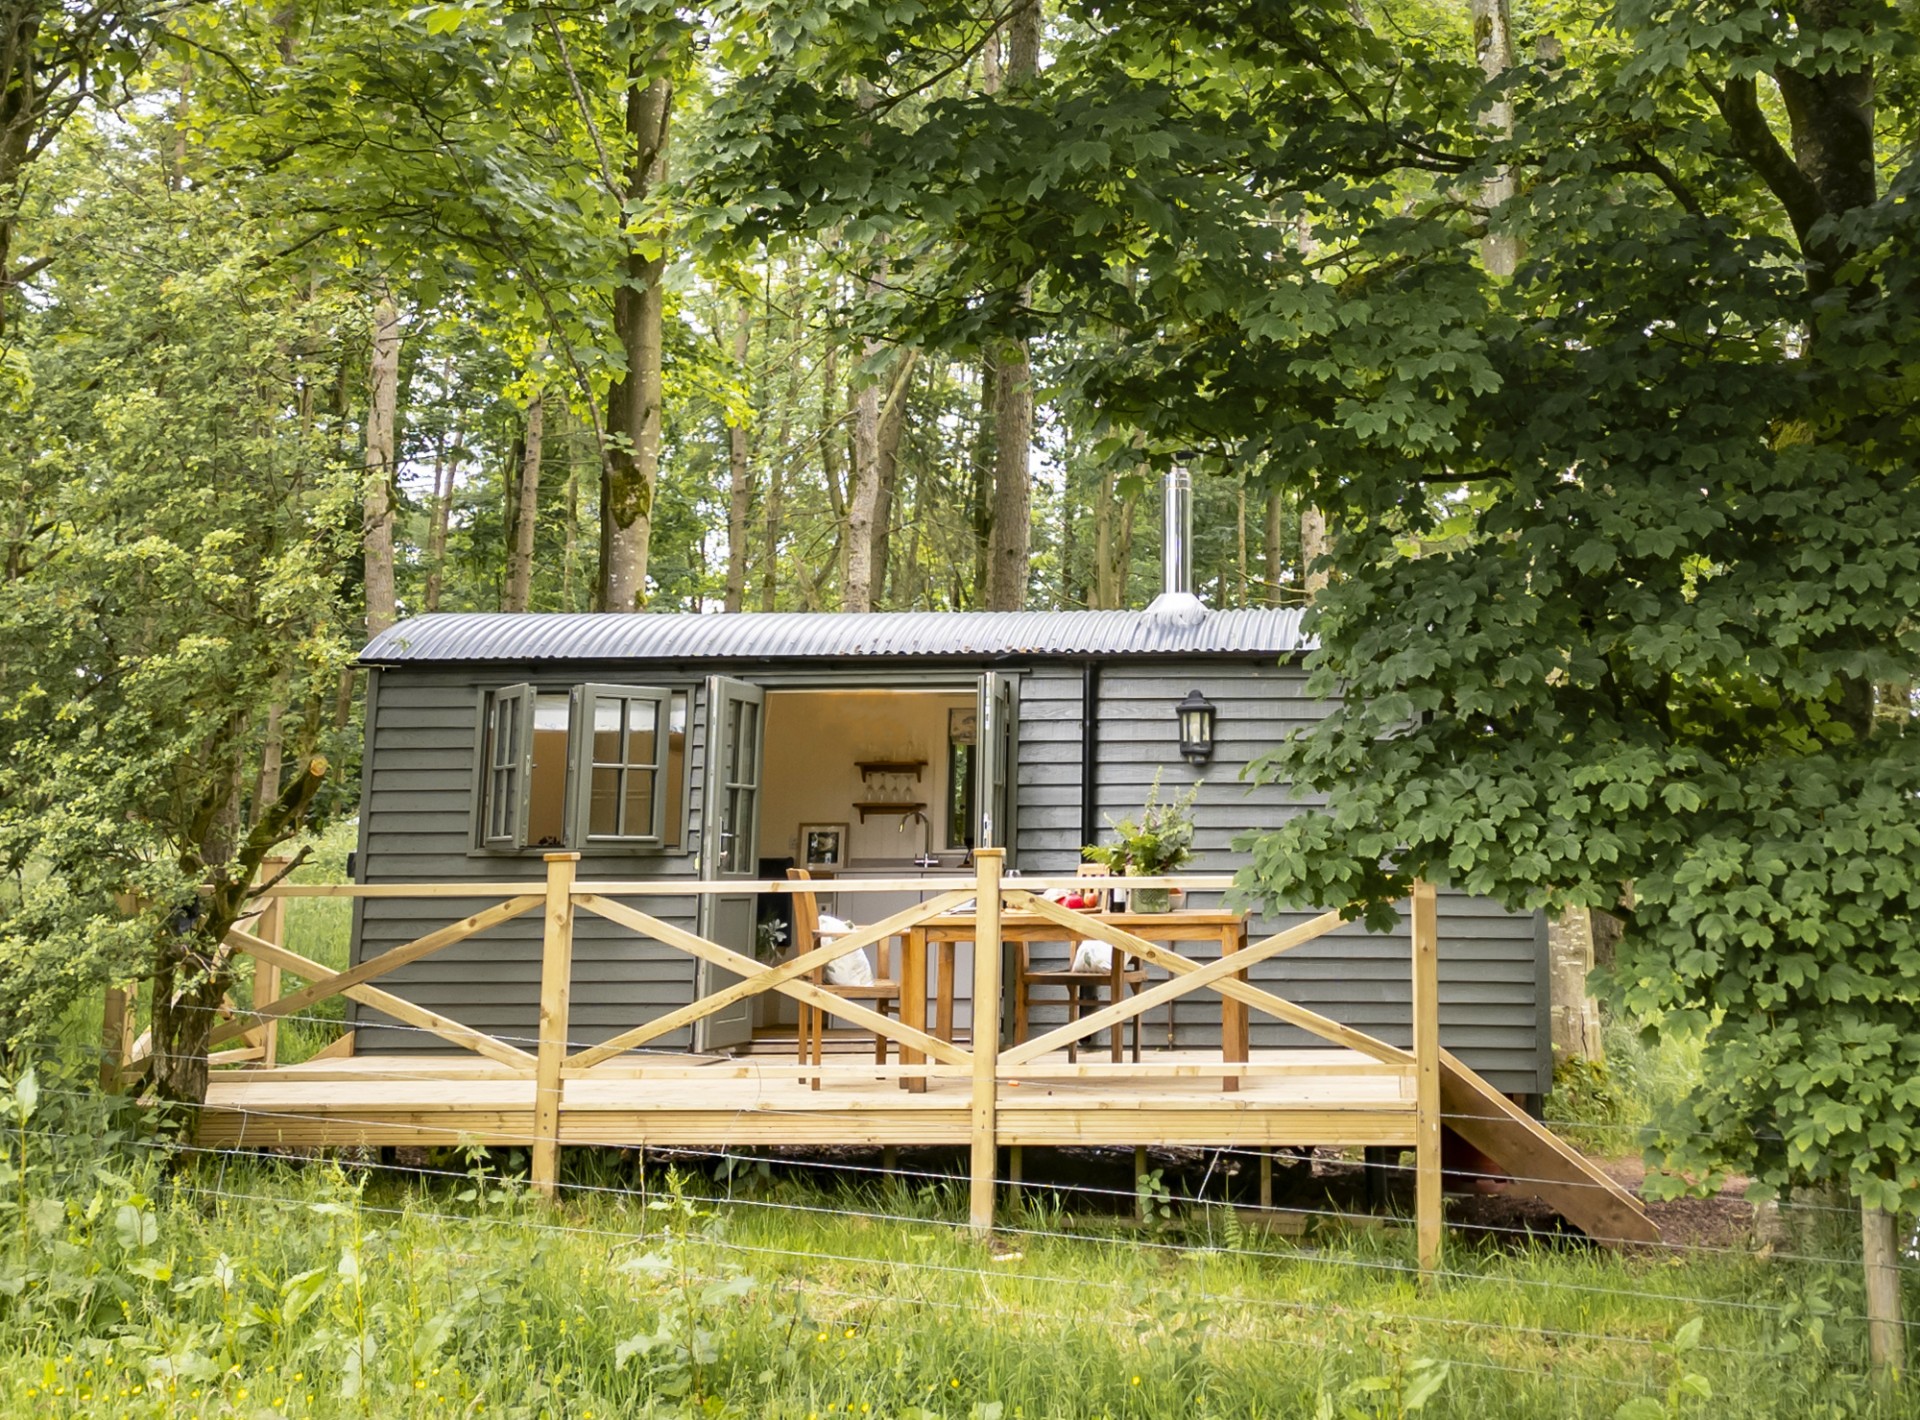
(1175, 689, 1216, 764)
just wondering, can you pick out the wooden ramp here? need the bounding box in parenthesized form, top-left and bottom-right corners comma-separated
(1440, 1049, 1660, 1245)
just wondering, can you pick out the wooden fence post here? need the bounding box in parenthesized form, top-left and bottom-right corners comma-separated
(246, 856, 292, 1067)
(532, 853, 579, 1197)
(1864, 1201, 1907, 1394)
(100, 985, 134, 1090)
(104, 890, 144, 1089)
(1411, 880, 1442, 1276)
(969, 848, 1005, 1239)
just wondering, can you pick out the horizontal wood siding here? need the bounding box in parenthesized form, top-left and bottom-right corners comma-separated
(351, 665, 705, 1054)
(1012, 659, 1550, 1095)
(354, 654, 1550, 1094)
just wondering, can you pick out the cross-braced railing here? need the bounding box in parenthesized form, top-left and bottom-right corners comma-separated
(107, 848, 1445, 1268)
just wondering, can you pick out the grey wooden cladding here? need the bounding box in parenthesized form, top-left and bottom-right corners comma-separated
(350, 664, 706, 1054)
(1015, 658, 1548, 1095)
(349, 652, 1550, 1094)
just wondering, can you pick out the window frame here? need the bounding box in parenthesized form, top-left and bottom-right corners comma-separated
(471, 682, 692, 856)
(569, 682, 672, 847)
(479, 683, 535, 850)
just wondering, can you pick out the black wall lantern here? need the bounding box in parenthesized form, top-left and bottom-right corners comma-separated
(1175, 689, 1216, 764)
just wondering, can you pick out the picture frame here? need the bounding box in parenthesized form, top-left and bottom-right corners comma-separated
(799, 822, 848, 871)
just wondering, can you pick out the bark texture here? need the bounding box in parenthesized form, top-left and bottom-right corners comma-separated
(504, 393, 543, 612)
(600, 64, 672, 613)
(981, 0, 1041, 611)
(1300, 505, 1330, 600)
(147, 757, 329, 1109)
(362, 291, 401, 636)
(723, 303, 752, 613)
(1470, 0, 1519, 277)
(1090, 464, 1139, 609)
(423, 425, 455, 613)
(1262, 488, 1289, 606)
(844, 340, 882, 612)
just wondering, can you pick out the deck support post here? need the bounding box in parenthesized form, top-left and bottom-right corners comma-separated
(1411, 879, 1442, 1275)
(1259, 1150, 1273, 1211)
(245, 856, 291, 1068)
(969, 848, 1005, 1239)
(532, 852, 579, 1197)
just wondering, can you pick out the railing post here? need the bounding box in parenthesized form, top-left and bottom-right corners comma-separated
(532, 852, 579, 1197)
(246, 856, 291, 1067)
(1411, 879, 1442, 1275)
(969, 848, 1005, 1238)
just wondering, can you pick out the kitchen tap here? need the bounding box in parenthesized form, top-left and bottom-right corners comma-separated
(900, 809, 940, 868)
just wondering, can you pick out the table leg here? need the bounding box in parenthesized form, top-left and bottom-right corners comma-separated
(937, 941, 956, 1045)
(1109, 953, 1125, 1063)
(1223, 925, 1248, 1092)
(902, 928, 927, 1093)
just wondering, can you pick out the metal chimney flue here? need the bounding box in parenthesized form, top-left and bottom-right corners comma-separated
(1146, 455, 1208, 627)
(1162, 464, 1192, 599)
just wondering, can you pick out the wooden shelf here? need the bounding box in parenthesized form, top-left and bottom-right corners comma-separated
(854, 801, 927, 823)
(855, 760, 926, 779)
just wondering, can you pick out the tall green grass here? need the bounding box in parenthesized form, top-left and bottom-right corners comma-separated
(0, 1073, 1891, 1420)
(1547, 1014, 1707, 1157)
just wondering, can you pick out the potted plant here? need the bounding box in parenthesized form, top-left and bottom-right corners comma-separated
(1083, 774, 1200, 913)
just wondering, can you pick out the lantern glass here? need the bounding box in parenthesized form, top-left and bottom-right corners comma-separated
(1174, 690, 1215, 763)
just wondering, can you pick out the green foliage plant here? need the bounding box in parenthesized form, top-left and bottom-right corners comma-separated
(0, 137, 360, 1101)
(1083, 773, 1201, 877)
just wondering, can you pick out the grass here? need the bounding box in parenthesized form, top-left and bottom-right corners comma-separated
(20, 837, 1900, 1416)
(0, 1069, 1902, 1420)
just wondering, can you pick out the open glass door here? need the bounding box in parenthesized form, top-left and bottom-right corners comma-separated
(976, 671, 1018, 861)
(695, 676, 764, 1052)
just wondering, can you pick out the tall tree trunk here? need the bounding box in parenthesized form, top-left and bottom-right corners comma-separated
(562, 403, 581, 610)
(362, 290, 402, 637)
(423, 426, 456, 614)
(870, 351, 918, 603)
(1235, 485, 1249, 606)
(968, 355, 999, 604)
(844, 343, 883, 613)
(252, 675, 287, 826)
(760, 314, 802, 613)
(817, 343, 847, 598)
(1471, 0, 1519, 277)
(504, 393, 544, 612)
(600, 62, 672, 613)
(981, 0, 1041, 612)
(1262, 488, 1289, 606)
(723, 302, 753, 613)
(1300, 506, 1330, 600)
(1090, 463, 1139, 609)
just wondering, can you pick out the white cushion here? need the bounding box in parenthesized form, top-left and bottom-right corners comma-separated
(1071, 942, 1115, 973)
(817, 915, 875, 986)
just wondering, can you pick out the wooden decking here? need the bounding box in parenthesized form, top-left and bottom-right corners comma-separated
(198, 1048, 1417, 1152)
(105, 851, 1660, 1264)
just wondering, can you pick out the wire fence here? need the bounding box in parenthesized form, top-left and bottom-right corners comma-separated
(16, 1018, 1907, 1412)
(30, 1067, 1911, 1333)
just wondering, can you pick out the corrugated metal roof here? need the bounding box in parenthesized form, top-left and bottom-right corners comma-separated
(359, 608, 1309, 665)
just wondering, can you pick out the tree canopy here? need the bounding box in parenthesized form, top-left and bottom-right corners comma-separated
(0, 0, 1917, 1239)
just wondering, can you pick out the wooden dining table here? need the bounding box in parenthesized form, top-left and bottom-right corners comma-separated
(892, 907, 1252, 1093)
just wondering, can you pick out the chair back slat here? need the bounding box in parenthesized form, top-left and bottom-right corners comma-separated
(787, 868, 820, 958)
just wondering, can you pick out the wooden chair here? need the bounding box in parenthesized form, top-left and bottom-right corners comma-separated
(1013, 865, 1148, 1062)
(789, 869, 902, 1088)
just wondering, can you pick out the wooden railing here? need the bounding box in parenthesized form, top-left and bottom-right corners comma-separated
(103, 848, 1443, 1267)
